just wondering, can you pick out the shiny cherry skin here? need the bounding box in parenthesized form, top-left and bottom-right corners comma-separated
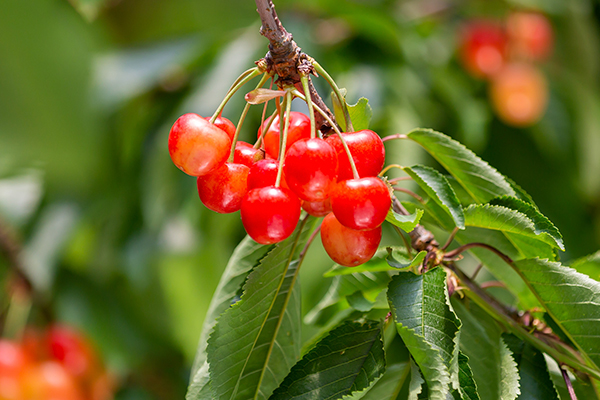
(325, 130, 385, 181)
(241, 186, 301, 244)
(507, 12, 553, 61)
(168, 113, 231, 176)
(197, 162, 250, 213)
(321, 213, 382, 267)
(258, 112, 311, 159)
(330, 177, 391, 231)
(489, 63, 548, 127)
(283, 138, 338, 201)
(302, 198, 332, 217)
(460, 20, 507, 78)
(234, 141, 263, 167)
(248, 159, 289, 190)
(205, 115, 236, 141)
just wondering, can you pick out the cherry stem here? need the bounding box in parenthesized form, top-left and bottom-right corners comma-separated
(210, 68, 263, 123)
(443, 242, 514, 265)
(275, 90, 293, 187)
(561, 367, 578, 400)
(379, 164, 405, 176)
(388, 177, 413, 184)
(382, 133, 409, 142)
(441, 227, 459, 251)
(480, 281, 507, 290)
(299, 220, 322, 260)
(312, 60, 354, 132)
(255, 108, 278, 149)
(393, 187, 424, 203)
(300, 74, 317, 139)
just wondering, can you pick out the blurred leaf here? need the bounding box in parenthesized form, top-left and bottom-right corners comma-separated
(323, 247, 412, 277)
(359, 362, 410, 400)
(407, 129, 515, 203)
(0, 172, 44, 227)
(386, 209, 424, 233)
(269, 320, 385, 400)
(403, 165, 465, 229)
(68, 0, 109, 21)
(569, 251, 600, 282)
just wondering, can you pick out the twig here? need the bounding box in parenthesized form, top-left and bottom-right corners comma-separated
(561, 366, 578, 400)
(443, 242, 514, 265)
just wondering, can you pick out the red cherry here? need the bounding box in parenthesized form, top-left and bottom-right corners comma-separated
(205, 115, 236, 141)
(168, 113, 231, 176)
(234, 141, 263, 167)
(22, 361, 84, 400)
(330, 177, 391, 230)
(197, 162, 250, 213)
(283, 138, 338, 201)
(0, 340, 30, 400)
(489, 63, 547, 127)
(241, 186, 301, 244)
(248, 159, 289, 190)
(321, 213, 382, 267)
(325, 130, 385, 181)
(460, 20, 508, 78)
(258, 112, 311, 159)
(302, 198, 332, 217)
(507, 12, 553, 61)
(46, 325, 100, 381)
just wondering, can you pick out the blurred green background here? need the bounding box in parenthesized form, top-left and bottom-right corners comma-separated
(1, 0, 599, 398)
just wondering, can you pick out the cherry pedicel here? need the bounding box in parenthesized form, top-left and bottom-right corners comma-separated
(241, 186, 301, 244)
(330, 177, 391, 231)
(325, 130, 385, 181)
(258, 111, 311, 159)
(168, 113, 231, 176)
(283, 138, 338, 201)
(197, 162, 250, 213)
(320, 213, 382, 267)
(205, 115, 236, 141)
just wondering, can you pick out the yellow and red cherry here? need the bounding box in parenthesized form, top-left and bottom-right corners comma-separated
(507, 12, 553, 61)
(258, 111, 311, 159)
(241, 186, 301, 244)
(283, 138, 338, 201)
(330, 177, 391, 231)
(460, 20, 507, 79)
(22, 361, 83, 400)
(197, 162, 250, 213)
(320, 213, 382, 267)
(168, 113, 231, 176)
(45, 324, 100, 382)
(325, 130, 385, 181)
(205, 115, 236, 141)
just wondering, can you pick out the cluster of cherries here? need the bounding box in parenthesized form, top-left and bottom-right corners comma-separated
(459, 11, 554, 127)
(0, 324, 114, 400)
(168, 109, 392, 267)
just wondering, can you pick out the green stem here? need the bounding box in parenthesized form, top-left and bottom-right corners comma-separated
(300, 74, 317, 139)
(275, 91, 293, 187)
(312, 61, 354, 132)
(210, 68, 263, 123)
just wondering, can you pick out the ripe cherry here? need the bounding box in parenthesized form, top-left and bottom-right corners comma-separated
(248, 159, 289, 190)
(22, 361, 83, 400)
(302, 198, 332, 217)
(283, 138, 338, 201)
(258, 111, 311, 159)
(325, 130, 385, 181)
(330, 177, 391, 231)
(234, 141, 263, 167)
(489, 63, 547, 127)
(460, 20, 507, 78)
(0, 340, 30, 400)
(197, 162, 250, 213)
(168, 113, 231, 176)
(205, 115, 236, 141)
(321, 213, 382, 267)
(241, 186, 301, 244)
(46, 324, 100, 382)
(507, 12, 553, 61)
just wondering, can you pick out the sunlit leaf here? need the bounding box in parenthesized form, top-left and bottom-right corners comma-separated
(386, 209, 424, 233)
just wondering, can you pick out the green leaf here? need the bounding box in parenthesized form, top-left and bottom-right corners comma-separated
(386, 209, 424, 233)
(204, 218, 315, 400)
(455, 352, 480, 400)
(324, 247, 418, 277)
(407, 129, 515, 203)
(269, 320, 385, 400)
(359, 362, 410, 400)
(187, 236, 272, 398)
(488, 196, 563, 251)
(452, 300, 521, 400)
(409, 358, 427, 400)
(502, 334, 559, 400)
(464, 204, 564, 251)
(386, 249, 427, 272)
(569, 250, 600, 282)
(513, 258, 600, 371)
(332, 90, 372, 132)
(403, 165, 465, 229)
(387, 268, 461, 400)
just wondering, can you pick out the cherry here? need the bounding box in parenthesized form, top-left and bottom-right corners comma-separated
(197, 162, 250, 213)
(0, 340, 30, 400)
(507, 12, 553, 61)
(302, 198, 332, 217)
(234, 141, 263, 167)
(205, 115, 236, 141)
(247, 159, 289, 190)
(22, 361, 83, 400)
(489, 63, 547, 127)
(320, 213, 382, 267)
(325, 130, 385, 181)
(258, 111, 311, 159)
(241, 186, 301, 244)
(283, 138, 338, 201)
(330, 177, 391, 231)
(45, 324, 100, 382)
(168, 113, 231, 176)
(460, 20, 507, 79)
